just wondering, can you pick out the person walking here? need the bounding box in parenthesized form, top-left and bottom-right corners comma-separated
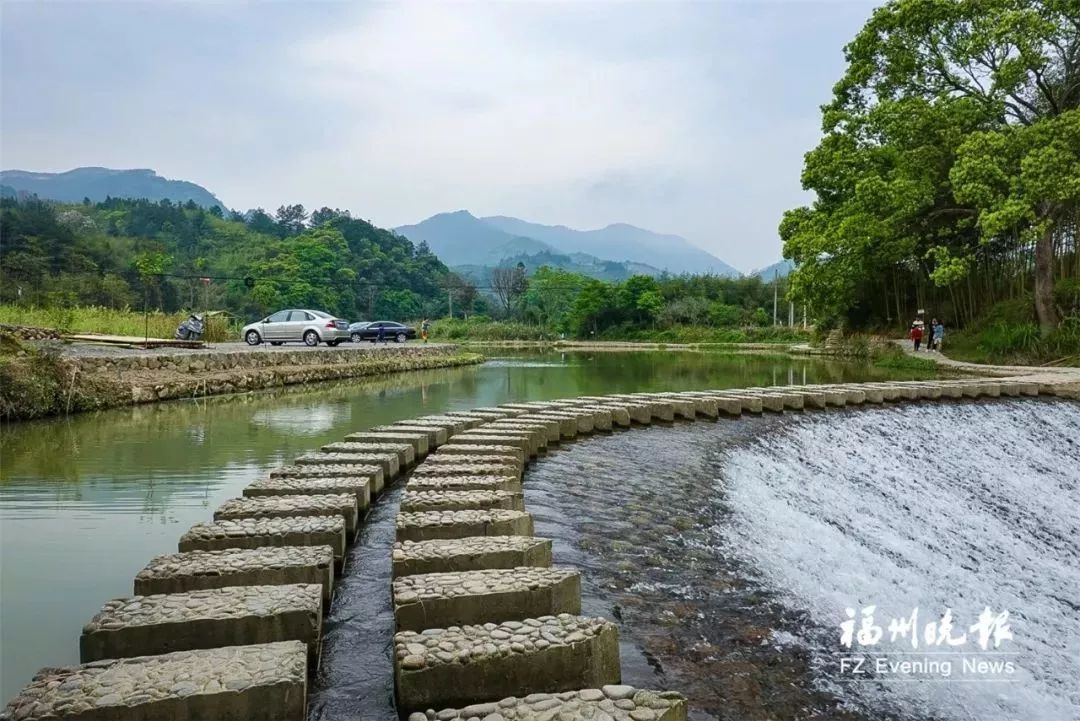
(933, 319, 944, 352)
(926, 317, 938, 351)
(376, 323, 386, 344)
(910, 320, 924, 352)
(421, 318, 430, 343)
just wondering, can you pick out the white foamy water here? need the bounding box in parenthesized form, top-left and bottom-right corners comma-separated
(715, 399, 1080, 721)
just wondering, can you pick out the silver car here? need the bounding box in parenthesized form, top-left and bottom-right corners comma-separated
(242, 309, 351, 347)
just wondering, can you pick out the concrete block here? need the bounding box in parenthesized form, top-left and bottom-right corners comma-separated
(394, 615, 619, 710)
(294, 451, 399, 480)
(393, 536, 553, 577)
(268, 463, 384, 495)
(244, 476, 371, 511)
(321, 441, 415, 467)
(417, 687, 688, 721)
(396, 509, 534, 542)
(488, 418, 562, 443)
(2, 642, 308, 721)
(134, 546, 335, 603)
(377, 424, 448, 447)
(411, 461, 522, 481)
(401, 489, 524, 513)
(451, 433, 534, 456)
(435, 444, 525, 466)
(80, 584, 322, 663)
(214, 494, 358, 537)
(393, 567, 581, 631)
(179, 516, 346, 565)
(406, 475, 521, 493)
(344, 431, 431, 456)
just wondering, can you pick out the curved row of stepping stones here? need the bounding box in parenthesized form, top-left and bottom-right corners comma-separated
(3, 375, 1074, 720)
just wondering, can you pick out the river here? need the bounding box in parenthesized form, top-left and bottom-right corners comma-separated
(0, 348, 935, 703)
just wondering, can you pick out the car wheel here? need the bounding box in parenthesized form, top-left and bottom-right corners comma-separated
(303, 330, 320, 347)
(351, 333, 362, 343)
(245, 330, 261, 346)
(396, 332, 407, 343)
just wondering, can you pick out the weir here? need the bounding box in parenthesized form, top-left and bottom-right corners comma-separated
(4, 373, 1076, 721)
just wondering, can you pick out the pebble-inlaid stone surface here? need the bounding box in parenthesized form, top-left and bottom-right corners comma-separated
(375, 424, 449, 443)
(294, 452, 399, 479)
(347, 431, 434, 455)
(411, 463, 523, 481)
(2, 641, 308, 721)
(396, 509, 534, 542)
(456, 431, 542, 455)
(269, 463, 384, 493)
(178, 516, 346, 561)
(435, 444, 525, 462)
(406, 475, 521, 493)
(401, 489, 524, 513)
(406, 687, 689, 721)
(393, 567, 581, 631)
(393, 536, 553, 576)
(394, 615, 619, 710)
(415, 456, 522, 471)
(243, 476, 371, 510)
(531, 411, 594, 434)
(487, 420, 562, 443)
(321, 441, 416, 467)
(79, 584, 322, 663)
(134, 546, 335, 601)
(214, 494, 359, 536)
(411, 415, 473, 431)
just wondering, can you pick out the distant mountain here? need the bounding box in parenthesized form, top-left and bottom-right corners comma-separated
(0, 167, 226, 208)
(751, 259, 795, 280)
(453, 250, 663, 285)
(394, 210, 558, 266)
(480, 215, 740, 277)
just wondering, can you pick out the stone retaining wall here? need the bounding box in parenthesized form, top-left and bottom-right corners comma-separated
(7, 373, 1078, 720)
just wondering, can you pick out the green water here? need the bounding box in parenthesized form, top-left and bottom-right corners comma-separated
(0, 349, 935, 701)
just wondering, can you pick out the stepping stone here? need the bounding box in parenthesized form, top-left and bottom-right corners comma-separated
(526, 412, 579, 438)
(447, 409, 517, 422)
(396, 509, 534, 542)
(365, 426, 445, 448)
(294, 451, 399, 480)
(270, 463, 385, 495)
(640, 394, 696, 419)
(406, 475, 521, 493)
(80, 584, 323, 663)
(571, 406, 615, 430)
(707, 392, 764, 413)
(534, 410, 595, 435)
(244, 476, 371, 511)
(321, 441, 415, 467)
(393, 536, 553, 576)
(411, 461, 522, 481)
(609, 395, 675, 422)
(434, 444, 525, 465)
(832, 385, 884, 403)
(742, 388, 807, 410)
(410, 687, 689, 721)
(454, 431, 542, 456)
(401, 489, 524, 513)
(179, 516, 347, 566)
(394, 615, 619, 710)
(656, 395, 716, 419)
(214, 494, 359, 537)
(3, 642, 308, 721)
(684, 392, 744, 416)
(134, 546, 335, 602)
(393, 567, 581, 631)
(488, 418, 563, 443)
(412, 415, 474, 431)
(582, 398, 654, 424)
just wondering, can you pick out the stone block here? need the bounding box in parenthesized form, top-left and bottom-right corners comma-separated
(451, 433, 534, 455)
(244, 476, 371, 511)
(410, 687, 688, 721)
(435, 444, 525, 466)
(394, 615, 619, 710)
(294, 451, 399, 480)
(179, 516, 346, 564)
(372, 425, 447, 447)
(79, 584, 322, 663)
(407, 475, 521, 493)
(488, 418, 562, 443)
(345, 431, 429, 453)
(414, 415, 474, 431)
(3, 642, 307, 721)
(528, 413, 579, 438)
(393, 567, 581, 631)
(401, 489, 524, 513)
(269, 463, 384, 495)
(396, 509, 534, 542)
(411, 461, 522, 481)
(393, 536, 553, 577)
(134, 546, 335, 602)
(707, 393, 763, 413)
(214, 494, 358, 537)
(321, 441, 415, 467)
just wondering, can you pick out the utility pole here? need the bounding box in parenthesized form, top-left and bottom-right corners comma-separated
(448, 289, 453, 319)
(789, 300, 794, 327)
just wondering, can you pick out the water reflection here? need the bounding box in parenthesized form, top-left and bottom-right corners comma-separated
(0, 349, 936, 701)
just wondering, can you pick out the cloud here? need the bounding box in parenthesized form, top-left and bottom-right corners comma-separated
(1, 0, 876, 271)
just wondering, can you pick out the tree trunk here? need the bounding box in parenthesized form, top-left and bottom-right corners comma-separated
(1034, 222, 1060, 336)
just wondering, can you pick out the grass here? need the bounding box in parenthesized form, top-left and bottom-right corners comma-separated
(0, 304, 238, 343)
(429, 317, 811, 344)
(0, 333, 121, 420)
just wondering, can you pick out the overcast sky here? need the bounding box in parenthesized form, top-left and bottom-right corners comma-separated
(1, 1, 875, 272)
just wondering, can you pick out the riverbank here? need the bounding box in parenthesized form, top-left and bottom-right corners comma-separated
(0, 338, 483, 421)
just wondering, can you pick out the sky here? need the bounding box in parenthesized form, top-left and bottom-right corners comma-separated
(1, 0, 877, 272)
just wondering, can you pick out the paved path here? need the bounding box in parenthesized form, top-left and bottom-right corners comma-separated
(891, 339, 1080, 379)
(49, 340, 454, 359)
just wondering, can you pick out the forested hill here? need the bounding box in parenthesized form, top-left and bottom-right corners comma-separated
(0, 198, 451, 322)
(0, 168, 225, 209)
